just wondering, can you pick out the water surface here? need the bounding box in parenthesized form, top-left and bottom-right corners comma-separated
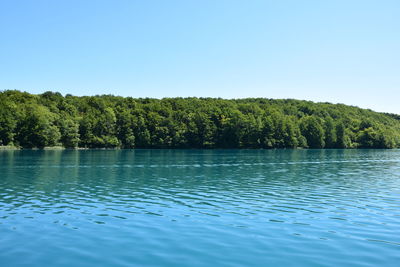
(1, 150, 399, 266)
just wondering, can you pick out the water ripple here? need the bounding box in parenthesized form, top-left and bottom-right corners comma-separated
(0, 149, 400, 266)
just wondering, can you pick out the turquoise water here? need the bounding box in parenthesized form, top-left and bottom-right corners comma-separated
(0, 150, 399, 266)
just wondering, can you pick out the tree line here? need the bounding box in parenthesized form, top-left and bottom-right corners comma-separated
(1, 90, 399, 149)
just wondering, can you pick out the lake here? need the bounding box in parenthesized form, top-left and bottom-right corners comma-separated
(0, 149, 399, 266)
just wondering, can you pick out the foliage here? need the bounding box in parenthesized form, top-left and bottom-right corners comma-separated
(1, 90, 400, 149)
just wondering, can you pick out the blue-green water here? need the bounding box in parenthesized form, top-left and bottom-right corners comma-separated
(0, 150, 399, 266)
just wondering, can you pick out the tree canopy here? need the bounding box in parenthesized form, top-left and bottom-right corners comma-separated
(1, 90, 400, 149)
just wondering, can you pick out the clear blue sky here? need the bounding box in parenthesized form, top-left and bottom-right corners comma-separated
(1, 0, 399, 113)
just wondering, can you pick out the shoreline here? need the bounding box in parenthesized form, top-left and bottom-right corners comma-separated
(0, 146, 396, 151)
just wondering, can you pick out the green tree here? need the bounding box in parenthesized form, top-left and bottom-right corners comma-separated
(300, 116, 325, 148)
(60, 118, 80, 148)
(324, 117, 337, 148)
(335, 122, 351, 148)
(16, 105, 61, 148)
(0, 100, 17, 145)
(1, 90, 400, 150)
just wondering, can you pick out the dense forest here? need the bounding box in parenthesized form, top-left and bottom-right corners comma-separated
(0, 90, 400, 149)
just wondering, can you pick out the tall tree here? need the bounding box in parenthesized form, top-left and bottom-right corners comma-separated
(300, 116, 325, 148)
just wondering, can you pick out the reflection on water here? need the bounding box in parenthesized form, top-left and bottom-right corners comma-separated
(1, 149, 400, 266)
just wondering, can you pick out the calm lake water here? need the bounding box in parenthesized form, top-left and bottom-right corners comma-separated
(0, 149, 399, 266)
